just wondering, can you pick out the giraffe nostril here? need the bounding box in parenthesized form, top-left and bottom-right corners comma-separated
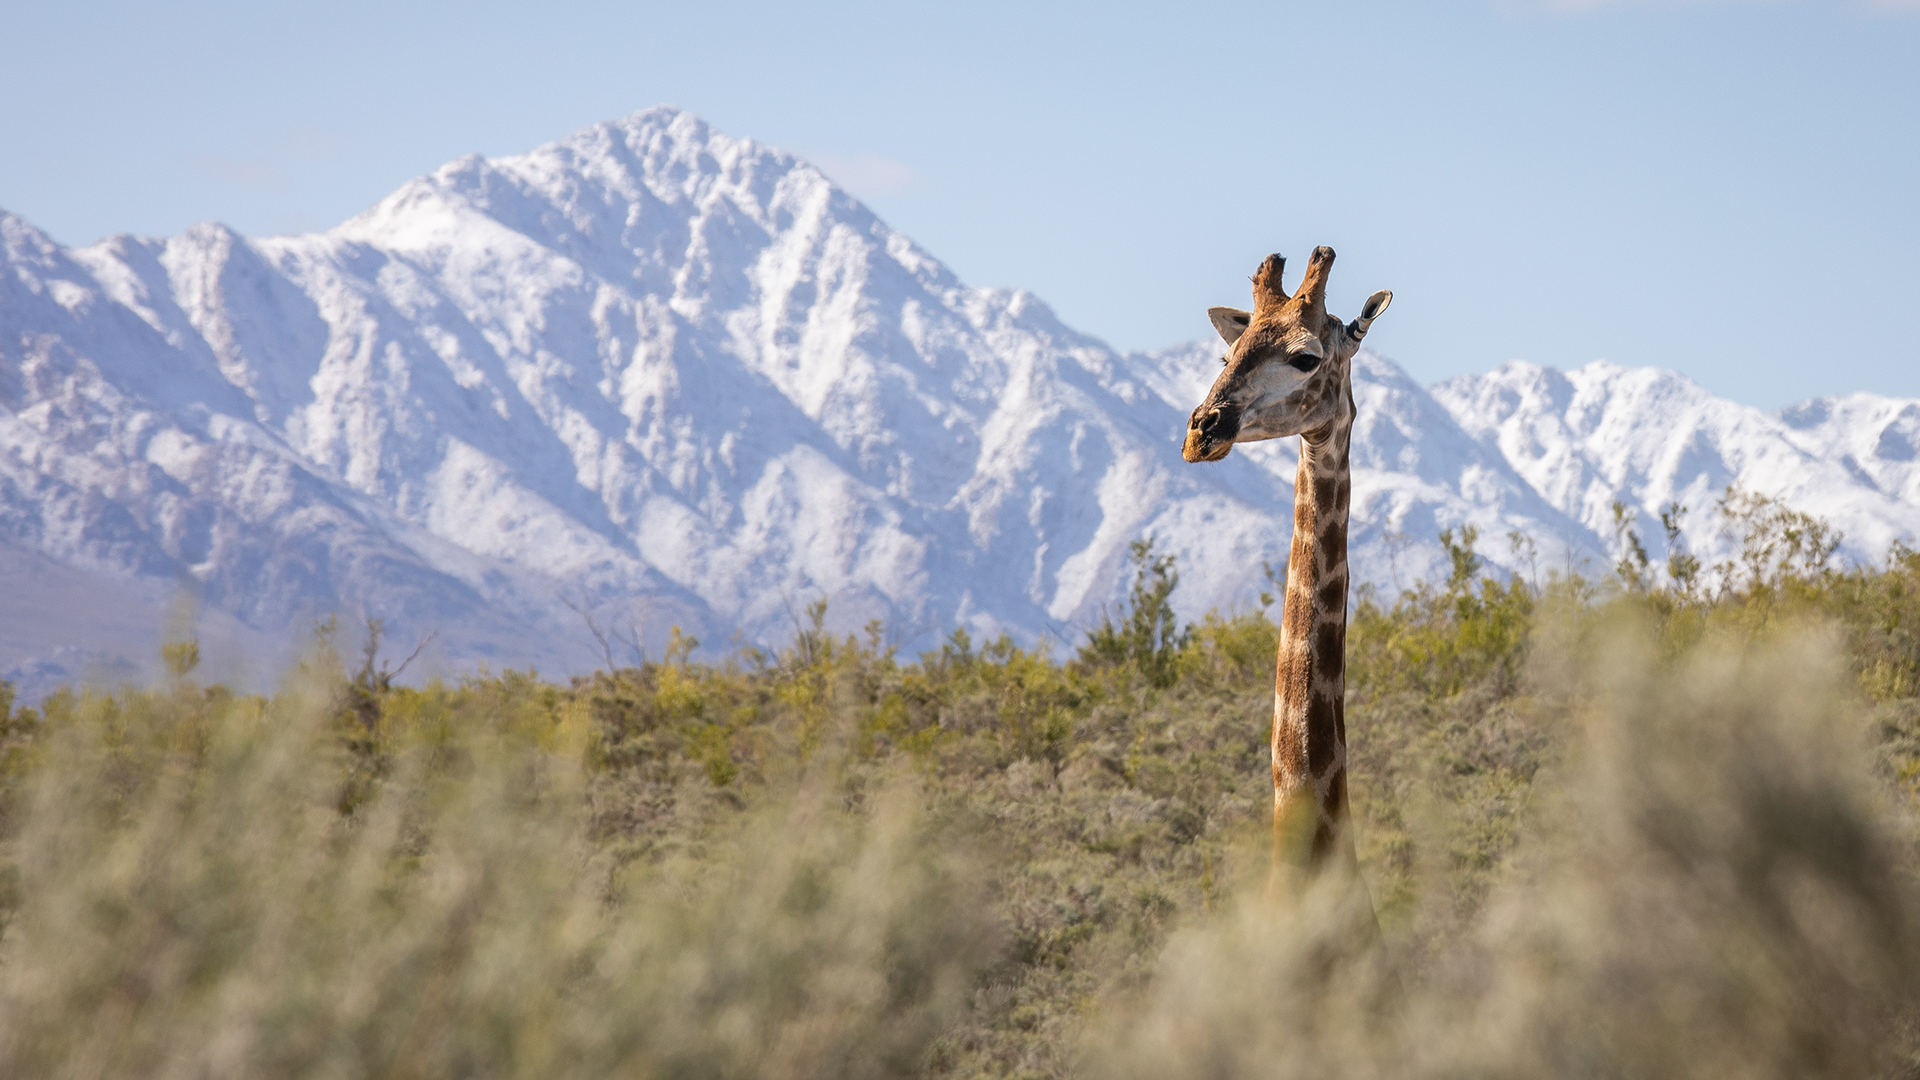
(1195, 404, 1238, 443)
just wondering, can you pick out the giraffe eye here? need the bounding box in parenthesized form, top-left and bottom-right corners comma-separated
(1286, 353, 1323, 372)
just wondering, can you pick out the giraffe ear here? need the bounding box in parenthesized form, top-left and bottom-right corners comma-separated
(1208, 306, 1252, 345)
(1346, 290, 1393, 340)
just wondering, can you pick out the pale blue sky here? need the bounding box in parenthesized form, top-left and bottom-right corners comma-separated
(2, 0, 1915, 407)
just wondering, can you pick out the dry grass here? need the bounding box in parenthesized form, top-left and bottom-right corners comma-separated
(1, 527, 1917, 1078)
(1092, 619, 1919, 1080)
(0, 672, 992, 1079)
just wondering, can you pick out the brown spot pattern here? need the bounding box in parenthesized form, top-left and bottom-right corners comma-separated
(1184, 249, 1386, 881)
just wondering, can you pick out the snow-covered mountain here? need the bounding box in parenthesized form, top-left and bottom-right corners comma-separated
(2, 106, 1915, 697)
(1431, 361, 1920, 571)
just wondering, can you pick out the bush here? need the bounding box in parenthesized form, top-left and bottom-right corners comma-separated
(1091, 619, 1919, 1080)
(0, 670, 992, 1079)
(1, 499, 1916, 1078)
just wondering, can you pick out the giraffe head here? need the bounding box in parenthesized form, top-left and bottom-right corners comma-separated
(1181, 247, 1392, 463)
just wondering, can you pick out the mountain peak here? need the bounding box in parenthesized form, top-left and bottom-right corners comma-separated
(1, 210, 63, 262)
(2, 108, 1916, 702)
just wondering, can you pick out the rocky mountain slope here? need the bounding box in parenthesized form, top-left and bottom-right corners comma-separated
(3, 107, 1915, 696)
(1431, 361, 1920, 569)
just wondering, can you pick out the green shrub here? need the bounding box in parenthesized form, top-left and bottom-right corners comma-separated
(1, 498, 1916, 1078)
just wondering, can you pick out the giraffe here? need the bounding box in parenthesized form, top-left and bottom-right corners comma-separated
(1181, 247, 1391, 892)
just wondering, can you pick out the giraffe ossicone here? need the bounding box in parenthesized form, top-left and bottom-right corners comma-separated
(1181, 247, 1391, 893)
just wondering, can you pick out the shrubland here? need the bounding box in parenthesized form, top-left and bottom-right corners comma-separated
(1, 491, 1917, 1078)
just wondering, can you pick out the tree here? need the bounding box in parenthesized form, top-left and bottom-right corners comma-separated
(1079, 537, 1190, 687)
(1611, 500, 1653, 593)
(1660, 502, 1702, 597)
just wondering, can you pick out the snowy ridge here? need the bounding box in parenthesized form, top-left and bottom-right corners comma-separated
(2, 107, 1916, 696)
(1432, 361, 1920, 571)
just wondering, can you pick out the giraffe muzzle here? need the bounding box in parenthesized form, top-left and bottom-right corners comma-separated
(1183, 403, 1239, 463)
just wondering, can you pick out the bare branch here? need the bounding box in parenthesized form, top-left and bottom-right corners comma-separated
(617, 596, 653, 667)
(780, 591, 812, 666)
(561, 592, 618, 672)
(358, 616, 386, 686)
(386, 631, 439, 682)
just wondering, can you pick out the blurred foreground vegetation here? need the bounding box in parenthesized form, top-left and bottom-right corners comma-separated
(2, 491, 1919, 1078)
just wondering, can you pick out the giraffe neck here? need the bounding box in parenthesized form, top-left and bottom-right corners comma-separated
(1272, 386, 1355, 875)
